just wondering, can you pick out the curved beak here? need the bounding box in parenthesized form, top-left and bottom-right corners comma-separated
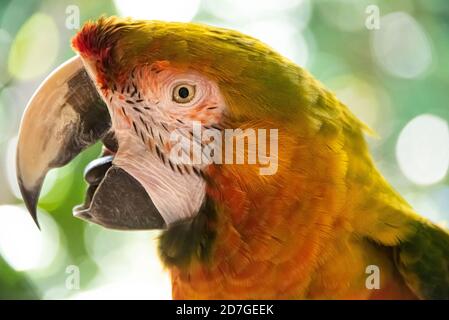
(16, 56, 110, 228)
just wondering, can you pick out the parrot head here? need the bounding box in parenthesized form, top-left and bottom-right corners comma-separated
(16, 17, 309, 231)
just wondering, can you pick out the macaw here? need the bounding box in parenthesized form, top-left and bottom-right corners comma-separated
(16, 17, 449, 299)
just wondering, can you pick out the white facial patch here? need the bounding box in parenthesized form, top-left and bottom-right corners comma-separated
(113, 133, 206, 225)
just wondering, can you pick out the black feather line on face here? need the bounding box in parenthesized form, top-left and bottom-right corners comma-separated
(158, 132, 164, 145)
(158, 195, 217, 268)
(154, 144, 167, 164)
(131, 83, 138, 97)
(168, 159, 175, 172)
(192, 166, 202, 178)
(155, 144, 161, 158)
(133, 106, 143, 113)
(140, 116, 149, 132)
(183, 165, 191, 175)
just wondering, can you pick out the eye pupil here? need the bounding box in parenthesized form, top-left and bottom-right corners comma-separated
(178, 87, 190, 99)
(173, 84, 195, 104)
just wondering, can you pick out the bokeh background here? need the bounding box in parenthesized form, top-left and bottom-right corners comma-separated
(0, 0, 448, 299)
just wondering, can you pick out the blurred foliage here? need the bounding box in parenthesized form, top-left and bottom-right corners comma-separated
(0, 0, 448, 299)
(0, 256, 38, 299)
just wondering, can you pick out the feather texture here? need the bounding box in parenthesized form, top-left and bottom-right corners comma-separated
(72, 17, 449, 299)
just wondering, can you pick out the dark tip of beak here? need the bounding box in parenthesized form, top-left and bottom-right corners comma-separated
(17, 178, 41, 230)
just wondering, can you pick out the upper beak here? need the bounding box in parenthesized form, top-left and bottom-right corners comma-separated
(16, 56, 166, 230)
(16, 56, 110, 228)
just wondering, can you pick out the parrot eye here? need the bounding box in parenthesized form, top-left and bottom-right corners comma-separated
(172, 84, 196, 104)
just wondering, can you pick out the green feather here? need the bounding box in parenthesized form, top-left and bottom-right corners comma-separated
(394, 221, 449, 299)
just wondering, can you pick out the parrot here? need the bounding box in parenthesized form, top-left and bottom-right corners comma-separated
(16, 16, 449, 299)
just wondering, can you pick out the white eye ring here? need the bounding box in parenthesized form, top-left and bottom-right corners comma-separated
(172, 83, 196, 104)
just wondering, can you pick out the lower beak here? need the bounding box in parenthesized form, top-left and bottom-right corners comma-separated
(16, 56, 165, 230)
(74, 156, 165, 230)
